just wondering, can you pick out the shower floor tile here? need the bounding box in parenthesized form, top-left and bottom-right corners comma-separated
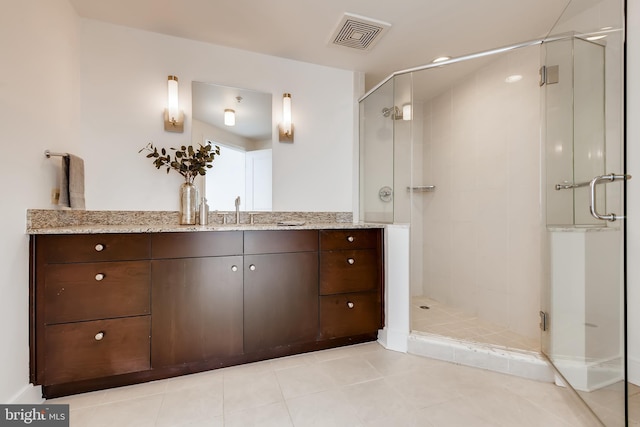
(411, 296, 540, 352)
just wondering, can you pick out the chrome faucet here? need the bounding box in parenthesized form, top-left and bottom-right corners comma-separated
(235, 196, 241, 224)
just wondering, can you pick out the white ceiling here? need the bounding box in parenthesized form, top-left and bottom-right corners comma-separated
(68, 0, 573, 89)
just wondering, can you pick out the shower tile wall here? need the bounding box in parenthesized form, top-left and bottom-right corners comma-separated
(418, 46, 542, 342)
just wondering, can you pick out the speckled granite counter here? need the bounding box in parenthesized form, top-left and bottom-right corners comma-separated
(27, 209, 384, 234)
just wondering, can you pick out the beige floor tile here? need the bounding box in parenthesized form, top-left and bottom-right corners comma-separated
(155, 386, 224, 427)
(47, 389, 106, 410)
(362, 348, 435, 376)
(318, 355, 382, 386)
(361, 409, 436, 427)
(224, 401, 293, 427)
(384, 368, 464, 409)
(46, 342, 617, 426)
(414, 396, 499, 427)
(223, 371, 284, 415)
(343, 378, 414, 423)
(275, 363, 337, 399)
(311, 342, 383, 362)
(101, 380, 168, 404)
(70, 394, 163, 427)
(268, 352, 317, 371)
(165, 369, 224, 393)
(286, 389, 362, 427)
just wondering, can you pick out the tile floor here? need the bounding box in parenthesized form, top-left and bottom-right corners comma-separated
(47, 342, 613, 427)
(411, 296, 539, 352)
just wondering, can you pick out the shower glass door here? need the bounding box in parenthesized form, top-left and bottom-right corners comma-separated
(541, 29, 628, 426)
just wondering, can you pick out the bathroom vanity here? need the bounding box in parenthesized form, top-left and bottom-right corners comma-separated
(28, 213, 384, 398)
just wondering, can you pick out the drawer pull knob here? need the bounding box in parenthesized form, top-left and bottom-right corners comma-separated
(95, 244, 105, 252)
(249, 264, 256, 271)
(95, 273, 105, 281)
(347, 236, 354, 242)
(347, 301, 355, 309)
(347, 258, 355, 265)
(231, 265, 238, 272)
(94, 331, 105, 341)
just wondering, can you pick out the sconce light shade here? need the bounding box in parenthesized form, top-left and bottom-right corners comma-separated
(164, 75, 184, 133)
(402, 104, 412, 121)
(279, 93, 294, 142)
(224, 109, 236, 126)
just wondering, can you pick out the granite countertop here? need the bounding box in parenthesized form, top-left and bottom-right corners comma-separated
(26, 209, 384, 234)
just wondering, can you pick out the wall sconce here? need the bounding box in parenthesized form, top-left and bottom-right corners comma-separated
(279, 93, 294, 142)
(224, 109, 236, 126)
(164, 75, 184, 133)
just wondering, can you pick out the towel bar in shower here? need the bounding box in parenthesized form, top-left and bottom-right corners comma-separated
(407, 186, 436, 192)
(44, 150, 68, 158)
(555, 180, 590, 190)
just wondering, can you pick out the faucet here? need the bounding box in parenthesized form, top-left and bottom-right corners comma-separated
(235, 196, 241, 224)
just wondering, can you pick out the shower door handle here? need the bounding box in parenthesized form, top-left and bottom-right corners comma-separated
(589, 173, 631, 221)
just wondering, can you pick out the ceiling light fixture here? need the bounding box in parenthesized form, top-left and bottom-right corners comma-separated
(432, 56, 450, 63)
(586, 35, 607, 41)
(224, 109, 236, 126)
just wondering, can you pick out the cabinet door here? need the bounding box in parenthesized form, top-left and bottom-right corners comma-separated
(244, 252, 318, 352)
(151, 256, 243, 367)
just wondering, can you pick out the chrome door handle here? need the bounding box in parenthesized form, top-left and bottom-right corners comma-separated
(589, 173, 631, 221)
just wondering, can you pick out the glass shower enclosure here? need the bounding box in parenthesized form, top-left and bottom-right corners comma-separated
(359, 2, 628, 422)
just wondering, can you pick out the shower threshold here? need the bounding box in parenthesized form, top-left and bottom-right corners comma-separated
(409, 297, 554, 382)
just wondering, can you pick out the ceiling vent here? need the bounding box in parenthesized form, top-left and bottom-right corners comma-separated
(330, 13, 391, 51)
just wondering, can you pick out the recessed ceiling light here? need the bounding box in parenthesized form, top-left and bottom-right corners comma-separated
(432, 56, 450, 63)
(505, 74, 523, 83)
(586, 35, 607, 41)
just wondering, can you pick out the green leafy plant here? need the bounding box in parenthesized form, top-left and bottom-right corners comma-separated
(139, 142, 220, 183)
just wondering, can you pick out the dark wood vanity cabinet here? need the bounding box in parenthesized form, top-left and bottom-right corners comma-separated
(30, 227, 383, 397)
(243, 230, 319, 352)
(31, 234, 152, 386)
(319, 230, 384, 339)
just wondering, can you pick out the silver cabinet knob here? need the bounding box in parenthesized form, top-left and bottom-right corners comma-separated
(249, 264, 256, 271)
(94, 331, 105, 341)
(347, 301, 355, 309)
(347, 236, 354, 242)
(95, 273, 105, 281)
(347, 258, 355, 265)
(95, 244, 105, 252)
(231, 265, 238, 272)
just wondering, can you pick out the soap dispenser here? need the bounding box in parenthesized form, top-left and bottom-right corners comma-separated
(199, 197, 209, 225)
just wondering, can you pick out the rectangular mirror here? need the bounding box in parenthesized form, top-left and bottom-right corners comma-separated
(192, 81, 273, 211)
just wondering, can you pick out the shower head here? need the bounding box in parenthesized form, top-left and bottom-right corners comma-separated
(382, 106, 402, 120)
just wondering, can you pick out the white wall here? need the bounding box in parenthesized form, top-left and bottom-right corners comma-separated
(0, 3, 359, 404)
(79, 20, 356, 212)
(626, 1, 640, 386)
(0, 0, 81, 403)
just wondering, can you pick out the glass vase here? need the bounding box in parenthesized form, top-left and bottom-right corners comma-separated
(179, 182, 198, 225)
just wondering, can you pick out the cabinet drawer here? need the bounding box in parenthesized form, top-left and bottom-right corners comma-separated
(320, 229, 380, 251)
(320, 292, 382, 339)
(152, 231, 243, 259)
(44, 261, 150, 324)
(39, 234, 150, 263)
(320, 249, 379, 294)
(244, 230, 318, 254)
(44, 316, 150, 385)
